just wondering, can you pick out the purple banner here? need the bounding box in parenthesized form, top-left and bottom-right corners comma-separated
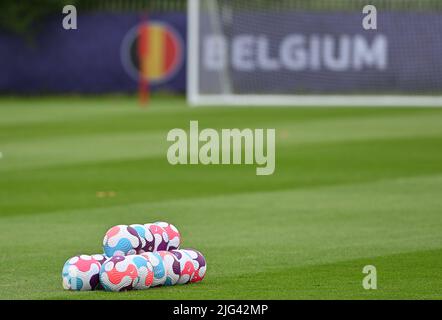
(2, 12, 442, 95)
(0, 13, 187, 94)
(199, 12, 442, 94)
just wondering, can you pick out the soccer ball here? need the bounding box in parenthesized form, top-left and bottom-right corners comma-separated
(92, 254, 108, 265)
(126, 255, 154, 290)
(158, 251, 180, 286)
(99, 256, 139, 292)
(62, 255, 103, 291)
(141, 252, 167, 287)
(130, 224, 155, 253)
(181, 249, 206, 283)
(155, 221, 181, 250)
(145, 223, 169, 251)
(102, 225, 141, 257)
(171, 250, 195, 284)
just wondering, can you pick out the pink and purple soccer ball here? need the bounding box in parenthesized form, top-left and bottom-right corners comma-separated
(99, 256, 138, 292)
(158, 251, 181, 286)
(181, 249, 206, 283)
(126, 255, 154, 290)
(92, 253, 108, 265)
(155, 221, 181, 250)
(99, 255, 154, 292)
(103, 225, 141, 257)
(130, 224, 155, 253)
(145, 223, 169, 251)
(62, 254, 107, 291)
(141, 252, 167, 286)
(171, 250, 196, 284)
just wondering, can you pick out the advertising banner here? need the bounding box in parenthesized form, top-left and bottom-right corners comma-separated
(199, 12, 442, 94)
(0, 13, 186, 94)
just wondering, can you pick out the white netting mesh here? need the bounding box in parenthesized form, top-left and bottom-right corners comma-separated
(189, 0, 442, 105)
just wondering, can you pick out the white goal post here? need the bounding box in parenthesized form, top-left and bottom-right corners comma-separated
(187, 0, 442, 107)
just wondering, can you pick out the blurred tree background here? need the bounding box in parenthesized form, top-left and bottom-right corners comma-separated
(1, 0, 441, 37)
(0, 1, 74, 36)
(0, 0, 185, 37)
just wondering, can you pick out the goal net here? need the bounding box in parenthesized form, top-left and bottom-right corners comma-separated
(187, 0, 442, 106)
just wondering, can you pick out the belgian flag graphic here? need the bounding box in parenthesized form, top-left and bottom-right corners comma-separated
(134, 22, 182, 83)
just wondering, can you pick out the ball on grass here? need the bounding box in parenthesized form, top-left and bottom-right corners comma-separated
(62, 254, 103, 291)
(99, 256, 139, 292)
(155, 221, 181, 250)
(181, 249, 207, 283)
(171, 250, 196, 284)
(126, 255, 154, 290)
(158, 251, 181, 286)
(130, 224, 155, 253)
(141, 252, 167, 287)
(102, 225, 141, 257)
(145, 223, 169, 251)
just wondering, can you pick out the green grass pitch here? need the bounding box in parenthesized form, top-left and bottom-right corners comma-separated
(0, 96, 442, 299)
